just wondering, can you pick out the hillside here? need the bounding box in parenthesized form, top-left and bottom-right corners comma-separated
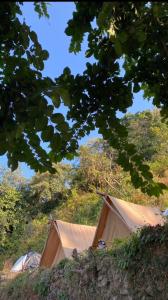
(1, 224, 168, 300)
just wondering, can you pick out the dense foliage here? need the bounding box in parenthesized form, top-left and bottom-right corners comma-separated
(56, 2, 168, 196)
(111, 223, 168, 271)
(1, 2, 168, 196)
(56, 190, 101, 225)
(0, 2, 77, 173)
(28, 163, 71, 216)
(0, 164, 70, 261)
(0, 184, 22, 247)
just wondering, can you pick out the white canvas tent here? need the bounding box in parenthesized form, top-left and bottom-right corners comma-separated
(40, 220, 96, 268)
(162, 208, 168, 216)
(11, 252, 41, 272)
(92, 193, 164, 248)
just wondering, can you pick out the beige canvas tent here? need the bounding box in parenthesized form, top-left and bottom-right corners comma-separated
(92, 193, 164, 248)
(40, 220, 96, 267)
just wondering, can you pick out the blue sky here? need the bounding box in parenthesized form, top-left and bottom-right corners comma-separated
(0, 2, 153, 179)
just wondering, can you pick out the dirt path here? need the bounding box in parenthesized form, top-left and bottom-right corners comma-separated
(0, 270, 19, 289)
(0, 271, 40, 300)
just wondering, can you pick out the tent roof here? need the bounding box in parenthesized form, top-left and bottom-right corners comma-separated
(40, 220, 96, 267)
(54, 220, 96, 256)
(92, 194, 164, 247)
(11, 252, 41, 272)
(109, 196, 164, 231)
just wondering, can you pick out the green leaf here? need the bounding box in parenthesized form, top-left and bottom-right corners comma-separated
(41, 50, 49, 60)
(41, 126, 54, 142)
(152, 4, 160, 17)
(35, 117, 48, 131)
(46, 105, 54, 116)
(85, 50, 92, 58)
(118, 31, 128, 43)
(46, 91, 61, 108)
(51, 113, 65, 124)
(114, 39, 122, 56)
(136, 31, 146, 42)
(65, 153, 74, 160)
(29, 31, 38, 44)
(56, 121, 69, 133)
(125, 143, 136, 155)
(50, 133, 62, 151)
(57, 87, 71, 106)
(11, 159, 18, 172)
(0, 144, 7, 155)
(133, 83, 141, 93)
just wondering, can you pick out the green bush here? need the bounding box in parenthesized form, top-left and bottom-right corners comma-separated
(56, 189, 102, 225)
(33, 268, 51, 297)
(111, 223, 168, 270)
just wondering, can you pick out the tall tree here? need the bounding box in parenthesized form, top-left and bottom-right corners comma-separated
(29, 163, 71, 214)
(0, 182, 23, 248)
(123, 110, 168, 161)
(0, 166, 27, 188)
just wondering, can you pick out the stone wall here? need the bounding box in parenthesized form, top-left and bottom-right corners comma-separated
(46, 246, 168, 300)
(1, 243, 168, 300)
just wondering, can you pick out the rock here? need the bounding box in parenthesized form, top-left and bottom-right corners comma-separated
(113, 272, 122, 282)
(145, 286, 154, 297)
(98, 277, 107, 287)
(120, 288, 129, 295)
(156, 281, 166, 292)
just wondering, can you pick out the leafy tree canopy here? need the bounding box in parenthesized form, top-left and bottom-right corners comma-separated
(28, 163, 71, 215)
(0, 183, 22, 248)
(1, 2, 168, 196)
(56, 2, 168, 196)
(0, 2, 77, 174)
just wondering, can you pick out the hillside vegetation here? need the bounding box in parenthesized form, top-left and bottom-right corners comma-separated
(1, 224, 168, 300)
